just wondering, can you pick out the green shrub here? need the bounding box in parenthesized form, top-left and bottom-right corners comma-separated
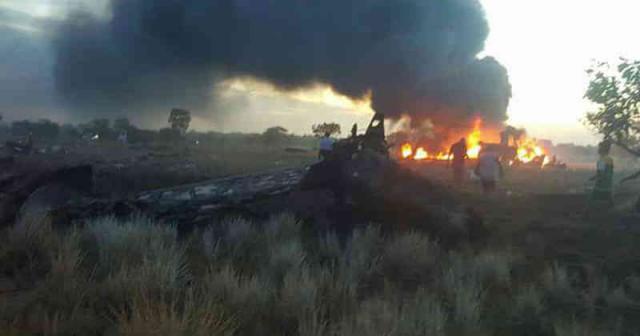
(553, 318, 611, 336)
(217, 217, 269, 273)
(0, 219, 56, 286)
(86, 216, 181, 275)
(264, 212, 302, 243)
(113, 290, 235, 336)
(201, 266, 272, 322)
(265, 240, 306, 285)
(381, 232, 441, 287)
(280, 267, 319, 319)
(397, 288, 447, 336)
(542, 263, 581, 314)
(340, 226, 382, 288)
(338, 298, 400, 336)
(443, 267, 485, 330)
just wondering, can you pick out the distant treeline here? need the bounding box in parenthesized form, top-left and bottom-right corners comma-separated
(0, 118, 320, 148)
(1, 118, 637, 166)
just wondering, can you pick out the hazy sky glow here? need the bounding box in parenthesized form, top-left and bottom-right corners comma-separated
(1, 1, 640, 143)
(481, 0, 640, 144)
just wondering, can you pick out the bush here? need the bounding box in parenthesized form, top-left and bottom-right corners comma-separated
(264, 212, 302, 243)
(397, 289, 447, 336)
(280, 267, 319, 319)
(381, 232, 441, 287)
(217, 217, 269, 273)
(446, 250, 515, 289)
(201, 266, 271, 323)
(508, 285, 550, 335)
(86, 216, 188, 308)
(86, 216, 182, 275)
(542, 263, 581, 313)
(553, 318, 611, 336)
(338, 298, 401, 336)
(266, 240, 306, 285)
(443, 266, 485, 331)
(341, 226, 382, 286)
(113, 290, 235, 336)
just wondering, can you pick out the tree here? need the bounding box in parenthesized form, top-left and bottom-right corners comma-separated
(586, 59, 640, 190)
(585, 58, 640, 152)
(168, 108, 191, 135)
(262, 126, 289, 146)
(312, 122, 341, 137)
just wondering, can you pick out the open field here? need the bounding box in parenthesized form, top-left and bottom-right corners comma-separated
(1, 142, 640, 335)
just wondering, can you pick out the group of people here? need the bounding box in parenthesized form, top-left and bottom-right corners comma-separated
(448, 138, 503, 194)
(449, 137, 621, 205)
(318, 133, 621, 203)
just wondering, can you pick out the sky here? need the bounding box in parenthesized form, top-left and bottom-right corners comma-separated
(481, 0, 640, 145)
(1, 0, 640, 144)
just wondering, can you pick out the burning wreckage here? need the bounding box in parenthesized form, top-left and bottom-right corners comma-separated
(397, 119, 554, 169)
(1, 113, 485, 246)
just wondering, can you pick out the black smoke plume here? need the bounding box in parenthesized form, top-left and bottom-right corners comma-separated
(53, 0, 511, 126)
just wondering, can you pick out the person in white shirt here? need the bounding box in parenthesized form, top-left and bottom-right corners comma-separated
(475, 148, 503, 193)
(319, 132, 335, 160)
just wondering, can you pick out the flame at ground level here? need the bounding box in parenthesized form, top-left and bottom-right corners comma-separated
(413, 147, 428, 160)
(398, 119, 549, 166)
(401, 143, 413, 159)
(401, 140, 548, 166)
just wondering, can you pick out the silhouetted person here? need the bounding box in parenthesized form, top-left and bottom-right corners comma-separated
(475, 148, 503, 194)
(449, 138, 468, 184)
(319, 132, 335, 160)
(590, 141, 614, 205)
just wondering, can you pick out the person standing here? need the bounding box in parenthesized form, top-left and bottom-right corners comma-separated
(449, 138, 469, 184)
(590, 141, 614, 205)
(475, 148, 503, 194)
(319, 132, 336, 160)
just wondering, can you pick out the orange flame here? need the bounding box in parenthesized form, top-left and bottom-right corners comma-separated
(466, 118, 482, 159)
(516, 139, 546, 164)
(398, 117, 549, 166)
(401, 143, 413, 159)
(414, 147, 428, 160)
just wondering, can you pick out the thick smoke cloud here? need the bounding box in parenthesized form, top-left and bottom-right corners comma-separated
(53, 0, 511, 125)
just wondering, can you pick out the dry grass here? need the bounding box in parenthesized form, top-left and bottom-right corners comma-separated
(2, 208, 640, 335)
(201, 265, 271, 323)
(442, 266, 485, 330)
(113, 290, 235, 336)
(553, 319, 613, 336)
(381, 232, 441, 287)
(397, 289, 448, 336)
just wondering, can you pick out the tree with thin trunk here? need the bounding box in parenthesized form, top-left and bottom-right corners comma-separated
(585, 59, 640, 152)
(585, 59, 640, 196)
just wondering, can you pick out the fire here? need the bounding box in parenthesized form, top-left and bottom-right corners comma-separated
(466, 118, 482, 159)
(397, 117, 549, 166)
(400, 117, 484, 161)
(516, 139, 546, 164)
(414, 147, 428, 160)
(401, 143, 413, 159)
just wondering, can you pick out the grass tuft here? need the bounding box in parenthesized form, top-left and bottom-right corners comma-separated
(381, 232, 440, 287)
(113, 290, 235, 336)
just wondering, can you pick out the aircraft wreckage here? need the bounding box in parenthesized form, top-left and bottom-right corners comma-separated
(1, 113, 486, 247)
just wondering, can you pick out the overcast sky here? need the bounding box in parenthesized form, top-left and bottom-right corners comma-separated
(1, 0, 639, 144)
